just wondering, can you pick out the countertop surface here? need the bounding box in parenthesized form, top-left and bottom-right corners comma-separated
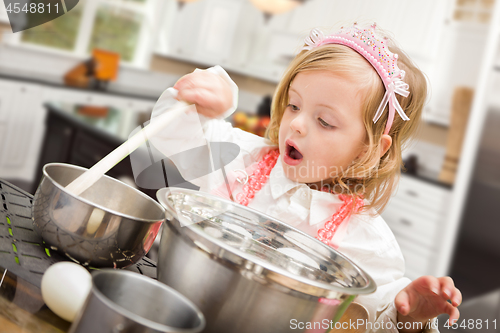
(0, 45, 176, 101)
(0, 268, 70, 333)
(0, 71, 161, 102)
(0, 179, 158, 333)
(44, 101, 138, 143)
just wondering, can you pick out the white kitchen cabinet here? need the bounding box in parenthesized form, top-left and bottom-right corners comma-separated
(282, 0, 330, 36)
(156, 0, 451, 84)
(381, 175, 451, 280)
(0, 123, 6, 165)
(162, 0, 209, 58)
(311, 0, 450, 62)
(397, 236, 434, 281)
(194, 0, 245, 65)
(424, 23, 489, 126)
(159, 0, 244, 63)
(276, 0, 450, 77)
(0, 80, 45, 182)
(156, 0, 289, 82)
(0, 80, 16, 123)
(0, 78, 158, 184)
(0, 1, 9, 24)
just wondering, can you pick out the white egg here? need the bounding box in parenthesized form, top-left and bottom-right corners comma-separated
(41, 262, 92, 322)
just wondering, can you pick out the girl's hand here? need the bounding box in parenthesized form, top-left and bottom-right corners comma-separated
(395, 276, 462, 332)
(173, 70, 233, 118)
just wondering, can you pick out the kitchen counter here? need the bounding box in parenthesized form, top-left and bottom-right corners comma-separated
(42, 101, 138, 143)
(0, 71, 161, 102)
(0, 179, 158, 333)
(0, 267, 70, 333)
(401, 140, 452, 189)
(0, 262, 158, 333)
(401, 171, 452, 190)
(0, 44, 176, 101)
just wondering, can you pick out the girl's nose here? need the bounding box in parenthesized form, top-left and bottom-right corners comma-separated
(289, 114, 307, 135)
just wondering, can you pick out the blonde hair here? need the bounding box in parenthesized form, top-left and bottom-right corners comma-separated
(266, 37, 427, 214)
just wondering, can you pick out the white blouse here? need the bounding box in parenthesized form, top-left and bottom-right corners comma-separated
(150, 66, 439, 333)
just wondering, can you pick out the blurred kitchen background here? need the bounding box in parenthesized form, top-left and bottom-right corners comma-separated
(0, 0, 499, 325)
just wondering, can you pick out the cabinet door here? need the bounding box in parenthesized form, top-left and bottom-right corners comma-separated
(0, 81, 16, 123)
(0, 1, 9, 23)
(246, 0, 450, 83)
(157, 0, 246, 69)
(194, 0, 245, 65)
(165, 0, 210, 58)
(398, 237, 433, 280)
(286, 0, 449, 62)
(0, 82, 15, 172)
(35, 110, 75, 171)
(382, 175, 451, 277)
(285, 0, 332, 35)
(0, 124, 6, 162)
(0, 83, 44, 182)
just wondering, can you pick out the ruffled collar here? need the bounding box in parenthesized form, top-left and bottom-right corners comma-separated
(268, 158, 345, 226)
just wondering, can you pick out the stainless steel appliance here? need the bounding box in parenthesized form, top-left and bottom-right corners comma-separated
(450, 107, 500, 298)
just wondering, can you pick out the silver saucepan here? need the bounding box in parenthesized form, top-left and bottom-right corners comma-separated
(69, 269, 205, 333)
(156, 187, 376, 333)
(32, 163, 165, 268)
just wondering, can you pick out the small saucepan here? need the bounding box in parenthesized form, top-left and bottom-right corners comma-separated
(32, 163, 165, 268)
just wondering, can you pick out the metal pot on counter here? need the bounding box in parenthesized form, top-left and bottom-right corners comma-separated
(32, 163, 165, 268)
(156, 188, 376, 333)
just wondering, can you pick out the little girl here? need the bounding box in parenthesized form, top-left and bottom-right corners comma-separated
(150, 23, 461, 333)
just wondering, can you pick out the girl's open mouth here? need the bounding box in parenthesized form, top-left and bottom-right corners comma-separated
(284, 140, 303, 166)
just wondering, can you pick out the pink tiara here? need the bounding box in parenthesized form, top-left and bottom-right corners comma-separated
(302, 23, 410, 135)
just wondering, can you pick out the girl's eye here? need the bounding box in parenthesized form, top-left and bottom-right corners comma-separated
(319, 118, 334, 128)
(287, 104, 299, 111)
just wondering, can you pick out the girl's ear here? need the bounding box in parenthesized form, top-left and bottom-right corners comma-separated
(355, 134, 392, 161)
(379, 134, 392, 157)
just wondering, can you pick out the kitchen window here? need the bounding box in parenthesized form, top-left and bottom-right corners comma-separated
(5, 0, 161, 68)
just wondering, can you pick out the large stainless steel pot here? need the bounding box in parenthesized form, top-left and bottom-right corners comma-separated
(156, 188, 376, 333)
(32, 163, 165, 268)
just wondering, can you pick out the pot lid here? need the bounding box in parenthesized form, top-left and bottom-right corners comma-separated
(157, 188, 376, 298)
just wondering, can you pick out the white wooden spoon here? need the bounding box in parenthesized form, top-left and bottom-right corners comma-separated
(65, 99, 190, 197)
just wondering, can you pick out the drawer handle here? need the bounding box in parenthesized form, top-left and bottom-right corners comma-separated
(400, 218, 412, 226)
(406, 190, 418, 197)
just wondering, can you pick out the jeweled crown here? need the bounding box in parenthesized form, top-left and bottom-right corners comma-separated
(302, 23, 411, 135)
